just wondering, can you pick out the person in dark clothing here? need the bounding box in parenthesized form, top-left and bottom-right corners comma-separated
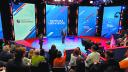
(6, 48, 30, 72)
(101, 51, 120, 72)
(61, 30, 66, 44)
(76, 57, 85, 72)
(40, 49, 45, 56)
(39, 34, 43, 50)
(82, 39, 93, 51)
(0, 46, 13, 63)
(48, 45, 58, 67)
(0, 39, 4, 53)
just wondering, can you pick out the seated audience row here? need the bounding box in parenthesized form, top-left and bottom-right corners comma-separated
(0, 40, 127, 72)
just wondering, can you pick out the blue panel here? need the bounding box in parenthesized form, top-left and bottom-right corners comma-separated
(101, 6, 121, 38)
(13, 3, 36, 40)
(46, 5, 68, 37)
(78, 6, 98, 36)
(0, 12, 3, 39)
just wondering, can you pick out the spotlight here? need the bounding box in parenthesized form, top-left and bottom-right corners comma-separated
(121, 18, 123, 20)
(96, 25, 98, 28)
(54, 0, 61, 1)
(119, 26, 122, 30)
(68, 0, 73, 2)
(122, 6, 125, 10)
(90, 1, 93, 4)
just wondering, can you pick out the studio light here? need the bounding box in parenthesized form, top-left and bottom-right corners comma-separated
(90, 1, 93, 4)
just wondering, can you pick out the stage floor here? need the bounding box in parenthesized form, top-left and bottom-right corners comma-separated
(15, 36, 110, 53)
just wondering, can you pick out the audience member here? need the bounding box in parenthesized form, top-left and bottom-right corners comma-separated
(0, 61, 5, 72)
(31, 49, 46, 67)
(48, 45, 58, 67)
(101, 51, 120, 72)
(28, 49, 34, 59)
(6, 48, 30, 72)
(0, 45, 13, 63)
(0, 39, 4, 53)
(68, 48, 83, 72)
(77, 47, 86, 59)
(40, 48, 45, 56)
(53, 50, 66, 67)
(21, 47, 31, 66)
(85, 45, 100, 67)
(119, 49, 128, 69)
(123, 34, 128, 46)
(69, 48, 82, 66)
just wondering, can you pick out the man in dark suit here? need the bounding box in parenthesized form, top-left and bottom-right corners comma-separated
(61, 30, 66, 44)
(39, 34, 43, 49)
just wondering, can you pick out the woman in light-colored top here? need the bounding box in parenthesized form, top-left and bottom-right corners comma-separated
(69, 48, 82, 66)
(123, 34, 128, 46)
(20, 47, 31, 66)
(28, 49, 34, 59)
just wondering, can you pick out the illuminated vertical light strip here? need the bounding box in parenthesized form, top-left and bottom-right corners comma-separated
(76, 7, 78, 35)
(119, 7, 124, 34)
(44, 18, 46, 35)
(68, 0, 74, 2)
(10, 2, 15, 40)
(43, 6, 46, 35)
(96, 8, 99, 34)
(35, 4, 38, 36)
(68, 6, 70, 35)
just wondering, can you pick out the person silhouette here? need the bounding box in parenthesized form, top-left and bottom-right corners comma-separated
(39, 34, 43, 49)
(61, 30, 66, 44)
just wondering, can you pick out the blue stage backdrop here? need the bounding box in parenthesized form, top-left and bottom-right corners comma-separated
(101, 6, 121, 38)
(13, 3, 36, 40)
(0, 12, 3, 39)
(78, 6, 98, 36)
(46, 5, 68, 37)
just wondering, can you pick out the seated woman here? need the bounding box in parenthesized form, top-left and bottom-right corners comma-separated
(69, 48, 82, 67)
(53, 50, 66, 67)
(123, 34, 128, 46)
(31, 49, 46, 67)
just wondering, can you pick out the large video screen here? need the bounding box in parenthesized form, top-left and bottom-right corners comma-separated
(101, 6, 121, 38)
(78, 6, 98, 36)
(0, 12, 3, 39)
(46, 5, 68, 37)
(13, 3, 36, 40)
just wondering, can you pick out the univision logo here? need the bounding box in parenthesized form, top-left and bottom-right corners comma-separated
(17, 19, 20, 23)
(16, 19, 33, 23)
(49, 20, 65, 25)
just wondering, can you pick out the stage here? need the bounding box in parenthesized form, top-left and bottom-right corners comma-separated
(15, 36, 110, 53)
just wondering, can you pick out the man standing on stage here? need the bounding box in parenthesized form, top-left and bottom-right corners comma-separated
(61, 29, 66, 44)
(39, 34, 43, 49)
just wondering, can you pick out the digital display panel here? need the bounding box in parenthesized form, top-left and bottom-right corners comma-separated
(13, 3, 36, 40)
(78, 6, 98, 36)
(0, 12, 3, 39)
(101, 6, 121, 38)
(46, 5, 68, 37)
